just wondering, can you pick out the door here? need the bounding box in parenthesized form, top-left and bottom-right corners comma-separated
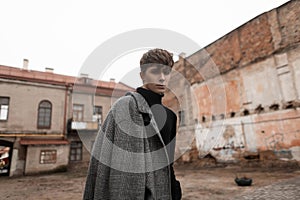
(0, 140, 13, 176)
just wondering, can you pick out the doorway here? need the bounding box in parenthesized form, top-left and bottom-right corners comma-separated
(0, 140, 13, 176)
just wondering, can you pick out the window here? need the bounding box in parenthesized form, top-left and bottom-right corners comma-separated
(0, 97, 9, 121)
(178, 110, 185, 126)
(73, 104, 84, 121)
(40, 150, 56, 164)
(93, 106, 103, 126)
(37, 100, 52, 128)
(70, 141, 82, 161)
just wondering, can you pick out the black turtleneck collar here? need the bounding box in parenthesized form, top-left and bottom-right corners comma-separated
(136, 87, 164, 107)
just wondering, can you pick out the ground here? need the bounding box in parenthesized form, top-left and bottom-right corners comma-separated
(1, 162, 299, 200)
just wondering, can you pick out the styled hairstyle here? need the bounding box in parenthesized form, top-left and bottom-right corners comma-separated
(140, 48, 174, 72)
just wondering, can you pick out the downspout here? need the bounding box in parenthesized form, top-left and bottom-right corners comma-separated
(63, 83, 72, 138)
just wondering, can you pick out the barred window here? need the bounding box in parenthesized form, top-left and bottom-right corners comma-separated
(40, 150, 56, 164)
(0, 97, 10, 121)
(37, 100, 52, 128)
(70, 141, 82, 161)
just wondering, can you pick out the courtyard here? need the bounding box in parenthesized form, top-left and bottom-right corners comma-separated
(1, 162, 299, 200)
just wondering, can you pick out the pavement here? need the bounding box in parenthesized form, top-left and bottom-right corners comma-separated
(1, 163, 299, 200)
(232, 176, 300, 200)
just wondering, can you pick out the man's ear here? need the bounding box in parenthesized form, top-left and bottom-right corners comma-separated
(140, 71, 144, 81)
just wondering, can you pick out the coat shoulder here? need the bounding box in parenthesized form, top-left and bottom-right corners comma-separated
(111, 95, 136, 110)
(109, 95, 138, 119)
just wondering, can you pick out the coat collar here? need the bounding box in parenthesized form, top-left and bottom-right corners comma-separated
(125, 91, 167, 147)
(126, 91, 152, 114)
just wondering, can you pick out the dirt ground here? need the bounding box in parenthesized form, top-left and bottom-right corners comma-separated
(1, 162, 300, 200)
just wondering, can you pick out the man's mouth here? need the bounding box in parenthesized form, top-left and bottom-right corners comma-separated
(156, 84, 166, 89)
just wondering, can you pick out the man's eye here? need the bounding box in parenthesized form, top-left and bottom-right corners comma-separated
(163, 69, 171, 75)
(151, 69, 160, 74)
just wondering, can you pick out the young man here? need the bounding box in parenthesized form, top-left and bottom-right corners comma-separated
(83, 48, 182, 200)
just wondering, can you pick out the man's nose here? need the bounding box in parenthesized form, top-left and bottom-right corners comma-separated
(159, 72, 165, 83)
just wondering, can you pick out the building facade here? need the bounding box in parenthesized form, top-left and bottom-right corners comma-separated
(0, 64, 133, 176)
(164, 0, 300, 163)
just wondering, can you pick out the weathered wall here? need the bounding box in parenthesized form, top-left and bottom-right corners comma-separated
(168, 0, 300, 163)
(24, 144, 69, 175)
(192, 46, 300, 162)
(94, 95, 119, 123)
(182, 0, 300, 83)
(0, 80, 66, 134)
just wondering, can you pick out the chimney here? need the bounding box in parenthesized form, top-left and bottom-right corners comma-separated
(23, 59, 29, 70)
(110, 78, 115, 82)
(80, 73, 91, 84)
(179, 52, 186, 60)
(80, 73, 89, 78)
(45, 67, 54, 73)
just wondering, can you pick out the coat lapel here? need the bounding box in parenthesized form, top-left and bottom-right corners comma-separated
(126, 92, 167, 147)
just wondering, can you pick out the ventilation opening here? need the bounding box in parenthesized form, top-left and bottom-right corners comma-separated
(269, 103, 279, 111)
(212, 115, 216, 121)
(202, 116, 206, 123)
(243, 109, 249, 116)
(283, 100, 300, 109)
(244, 154, 260, 160)
(203, 154, 217, 163)
(230, 112, 235, 118)
(220, 114, 225, 119)
(254, 104, 264, 114)
(283, 101, 293, 109)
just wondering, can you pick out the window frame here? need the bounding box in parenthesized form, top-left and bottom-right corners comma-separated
(40, 149, 57, 164)
(0, 96, 10, 121)
(93, 105, 103, 124)
(37, 100, 52, 129)
(72, 104, 84, 122)
(69, 141, 83, 161)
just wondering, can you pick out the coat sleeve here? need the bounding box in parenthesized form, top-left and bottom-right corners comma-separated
(83, 109, 116, 200)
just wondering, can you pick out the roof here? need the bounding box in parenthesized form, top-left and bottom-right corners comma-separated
(0, 65, 134, 93)
(19, 139, 69, 145)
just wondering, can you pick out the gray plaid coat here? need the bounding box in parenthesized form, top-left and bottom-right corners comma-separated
(83, 92, 173, 200)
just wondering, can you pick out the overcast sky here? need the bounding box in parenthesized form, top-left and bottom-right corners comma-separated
(0, 0, 290, 88)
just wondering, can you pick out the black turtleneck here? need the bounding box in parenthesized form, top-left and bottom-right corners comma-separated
(136, 87, 164, 106)
(136, 87, 182, 200)
(136, 87, 175, 145)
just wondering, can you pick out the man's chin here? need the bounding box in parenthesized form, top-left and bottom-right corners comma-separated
(153, 88, 165, 94)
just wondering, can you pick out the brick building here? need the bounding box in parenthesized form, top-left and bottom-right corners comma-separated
(0, 63, 133, 176)
(164, 0, 300, 163)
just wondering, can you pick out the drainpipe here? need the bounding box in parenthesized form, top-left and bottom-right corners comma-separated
(63, 83, 73, 138)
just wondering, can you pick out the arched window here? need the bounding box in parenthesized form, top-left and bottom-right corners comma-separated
(37, 100, 52, 129)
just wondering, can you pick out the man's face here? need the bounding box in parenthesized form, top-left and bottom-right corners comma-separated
(140, 64, 172, 94)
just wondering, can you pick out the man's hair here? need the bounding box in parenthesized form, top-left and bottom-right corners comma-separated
(140, 48, 174, 72)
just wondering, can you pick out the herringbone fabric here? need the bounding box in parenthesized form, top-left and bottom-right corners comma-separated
(83, 92, 172, 200)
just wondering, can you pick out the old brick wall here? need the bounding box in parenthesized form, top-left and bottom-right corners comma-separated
(167, 0, 300, 163)
(173, 0, 300, 84)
